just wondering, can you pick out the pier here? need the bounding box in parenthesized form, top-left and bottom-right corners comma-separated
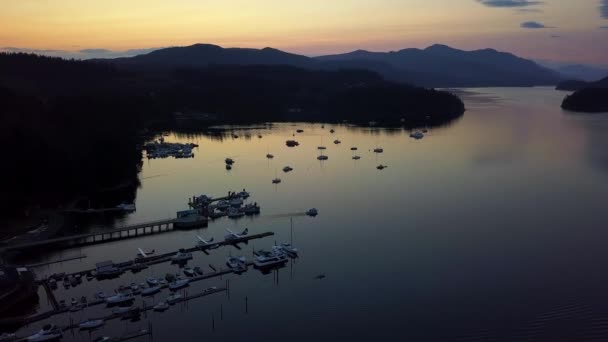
(0, 219, 179, 254)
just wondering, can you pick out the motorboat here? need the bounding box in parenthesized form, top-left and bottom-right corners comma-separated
(377, 165, 387, 170)
(171, 249, 193, 263)
(197, 236, 218, 249)
(141, 286, 161, 296)
(146, 277, 159, 286)
(373, 147, 384, 153)
(285, 140, 299, 147)
(71, 298, 78, 306)
(130, 283, 141, 294)
(225, 158, 235, 165)
(183, 267, 196, 277)
(317, 146, 327, 150)
(350, 147, 358, 151)
(203, 286, 218, 294)
(266, 153, 274, 159)
(330, 129, 335, 133)
(253, 249, 288, 268)
(352, 156, 361, 160)
(226, 256, 247, 272)
(306, 208, 319, 216)
(166, 293, 183, 305)
(238, 190, 250, 199)
(169, 279, 189, 291)
(410, 131, 425, 140)
(79, 319, 105, 330)
(26, 324, 62, 341)
(105, 293, 134, 305)
(95, 291, 107, 299)
(224, 228, 248, 241)
(112, 306, 132, 315)
(229, 197, 243, 207)
(282, 166, 293, 172)
(194, 266, 203, 275)
(317, 155, 328, 161)
(272, 178, 282, 184)
(153, 301, 170, 311)
(296, 129, 304, 133)
(333, 139, 341, 144)
(216, 200, 229, 210)
(243, 203, 260, 215)
(274, 243, 298, 257)
(228, 207, 245, 218)
(226, 164, 232, 170)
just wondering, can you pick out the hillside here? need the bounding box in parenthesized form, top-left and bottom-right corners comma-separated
(561, 77, 608, 113)
(556, 76, 608, 91)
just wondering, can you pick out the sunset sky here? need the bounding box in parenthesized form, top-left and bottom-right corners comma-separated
(1, 0, 607, 65)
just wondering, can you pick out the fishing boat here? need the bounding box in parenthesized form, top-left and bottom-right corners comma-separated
(253, 249, 288, 268)
(171, 249, 193, 263)
(153, 301, 170, 311)
(79, 319, 105, 330)
(141, 286, 161, 296)
(105, 293, 134, 305)
(183, 267, 195, 277)
(306, 208, 319, 216)
(166, 293, 183, 305)
(26, 324, 62, 341)
(169, 279, 189, 291)
(146, 277, 159, 286)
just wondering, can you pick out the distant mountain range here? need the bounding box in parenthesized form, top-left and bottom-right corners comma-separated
(100, 43, 562, 88)
(556, 75, 608, 91)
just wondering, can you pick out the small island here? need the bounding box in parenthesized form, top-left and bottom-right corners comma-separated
(560, 76, 608, 112)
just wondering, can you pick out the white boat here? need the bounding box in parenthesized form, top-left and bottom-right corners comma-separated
(253, 249, 288, 268)
(79, 319, 105, 330)
(169, 279, 189, 291)
(272, 178, 281, 184)
(306, 208, 318, 216)
(226, 256, 247, 272)
(282, 166, 293, 172)
(352, 156, 361, 160)
(146, 277, 159, 286)
(166, 293, 183, 305)
(373, 147, 384, 153)
(227, 207, 244, 218)
(275, 243, 299, 257)
(153, 301, 170, 311)
(183, 267, 195, 277)
(317, 155, 328, 161)
(171, 249, 193, 263)
(105, 293, 134, 305)
(26, 325, 62, 341)
(410, 131, 424, 139)
(141, 286, 161, 296)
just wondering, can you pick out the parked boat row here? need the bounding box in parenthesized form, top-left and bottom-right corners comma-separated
(144, 140, 198, 159)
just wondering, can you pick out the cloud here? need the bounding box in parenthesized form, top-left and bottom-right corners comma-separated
(0, 47, 160, 59)
(520, 21, 552, 29)
(477, 0, 543, 7)
(516, 8, 543, 13)
(602, 0, 608, 19)
(601, 25, 608, 29)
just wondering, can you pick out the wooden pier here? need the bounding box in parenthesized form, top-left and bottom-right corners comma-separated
(0, 219, 179, 254)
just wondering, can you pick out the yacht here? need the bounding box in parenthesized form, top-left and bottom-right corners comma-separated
(26, 324, 62, 341)
(169, 279, 189, 291)
(171, 249, 193, 263)
(317, 155, 328, 161)
(306, 208, 319, 216)
(146, 277, 159, 286)
(166, 293, 183, 305)
(79, 319, 105, 330)
(352, 156, 361, 160)
(153, 301, 170, 311)
(410, 131, 425, 140)
(141, 286, 161, 296)
(272, 178, 282, 184)
(253, 249, 288, 268)
(373, 147, 384, 153)
(226, 256, 247, 272)
(282, 166, 293, 172)
(183, 267, 195, 277)
(227, 207, 244, 218)
(274, 243, 298, 257)
(105, 293, 134, 305)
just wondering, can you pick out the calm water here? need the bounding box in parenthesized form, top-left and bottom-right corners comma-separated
(15, 87, 608, 341)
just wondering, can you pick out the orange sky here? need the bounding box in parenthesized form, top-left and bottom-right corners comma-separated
(1, 0, 607, 64)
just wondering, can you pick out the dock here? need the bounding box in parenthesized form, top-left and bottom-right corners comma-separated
(0, 219, 179, 254)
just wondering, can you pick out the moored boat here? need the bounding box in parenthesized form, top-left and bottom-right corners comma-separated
(153, 301, 170, 311)
(169, 279, 189, 291)
(141, 286, 161, 296)
(253, 249, 288, 268)
(79, 319, 105, 330)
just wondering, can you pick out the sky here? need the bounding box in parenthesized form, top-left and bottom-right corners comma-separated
(1, 0, 607, 65)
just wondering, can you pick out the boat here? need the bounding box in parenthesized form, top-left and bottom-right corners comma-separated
(306, 208, 319, 216)
(350, 147, 358, 151)
(253, 249, 288, 268)
(334, 139, 341, 144)
(282, 166, 293, 172)
(274, 243, 299, 257)
(377, 165, 387, 170)
(141, 286, 161, 296)
(330, 129, 335, 133)
(130, 283, 141, 294)
(229, 197, 243, 207)
(373, 147, 384, 153)
(317, 155, 328, 161)
(194, 266, 203, 275)
(352, 156, 361, 160)
(410, 131, 424, 140)
(169, 279, 189, 291)
(422, 128, 429, 133)
(0, 333, 16, 342)
(146, 277, 159, 286)
(227, 207, 245, 218)
(71, 298, 78, 306)
(105, 293, 134, 305)
(285, 140, 299, 147)
(159, 279, 168, 286)
(203, 286, 218, 293)
(243, 203, 260, 215)
(95, 291, 107, 299)
(166, 293, 183, 305)
(296, 129, 304, 133)
(171, 249, 193, 263)
(266, 153, 274, 159)
(183, 267, 195, 277)
(85, 273, 93, 281)
(225, 158, 235, 164)
(317, 146, 327, 150)
(153, 301, 170, 311)
(79, 319, 105, 330)
(26, 324, 62, 341)
(272, 178, 281, 184)
(112, 307, 132, 315)
(116, 203, 136, 212)
(226, 164, 232, 170)
(216, 200, 229, 210)
(238, 190, 250, 199)
(226, 256, 247, 272)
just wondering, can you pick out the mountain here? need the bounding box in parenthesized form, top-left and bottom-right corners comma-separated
(101, 43, 561, 87)
(556, 75, 608, 91)
(561, 76, 608, 113)
(536, 60, 608, 82)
